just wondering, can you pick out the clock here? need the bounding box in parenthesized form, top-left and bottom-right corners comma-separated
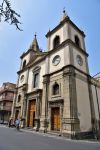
(52, 55, 61, 66)
(76, 55, 83, 66)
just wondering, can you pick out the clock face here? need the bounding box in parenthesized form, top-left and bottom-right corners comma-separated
(76, 55, 83, 66)
(52, 55, 61, 66)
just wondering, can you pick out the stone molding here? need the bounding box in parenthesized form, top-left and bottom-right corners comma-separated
(63, 66, 76, 77)
(47, 39, 88, 57)
(43, 75, 50, 84)
(49, 99, 64, 105)
(62, 118, 80, 124)
(46, 16, 85, 38)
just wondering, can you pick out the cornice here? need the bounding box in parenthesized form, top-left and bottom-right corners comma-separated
(16, 84, 28, 90)
(20, 49, 46, 59)
(46, 17, 85, 38)
(26, 89, 42, 95)
(20, 49, 32, 59)
(17, 67, 28, 75)
(43, 64, 90, 77)
(89, 77, 100, 88)
(27, 54, 47, 68)
(47, 39, 88, 57)
(17, 39, 88, 75)
(17, 53, 48, 75)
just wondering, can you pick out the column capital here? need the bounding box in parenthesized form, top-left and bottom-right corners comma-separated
(63, 66, 76, 77)
(43, 74, 50, 84)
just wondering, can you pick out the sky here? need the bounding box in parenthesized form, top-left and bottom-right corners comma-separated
(0, 0, 100, 86)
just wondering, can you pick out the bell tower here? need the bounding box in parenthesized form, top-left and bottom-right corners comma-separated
(41, 10, 92, 137)
(46, 10, 89, 75)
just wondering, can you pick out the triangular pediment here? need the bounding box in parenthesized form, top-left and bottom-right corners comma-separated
(27, 53, 47, 67)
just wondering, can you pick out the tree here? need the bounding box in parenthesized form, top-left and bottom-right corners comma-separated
(0, 0, 22, 30)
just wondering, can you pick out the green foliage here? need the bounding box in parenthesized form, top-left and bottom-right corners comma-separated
(0, 0, 22, 30)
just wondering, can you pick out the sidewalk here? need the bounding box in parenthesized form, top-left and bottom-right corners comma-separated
(20, 127, 100, 144)
(0, 124, 100, 144)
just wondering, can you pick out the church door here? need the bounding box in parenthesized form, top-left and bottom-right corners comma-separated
(28, 100, 36, 127)
(51, 107, 60, 131)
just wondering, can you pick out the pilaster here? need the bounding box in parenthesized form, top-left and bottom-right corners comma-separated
(40, 75, 50, 132)
(11, 90, 17, 119)
(88, 76, 96, 131)
(33, 95, 41, 131)
(62, 66, 80, 137)
(20, 84, 27, 127)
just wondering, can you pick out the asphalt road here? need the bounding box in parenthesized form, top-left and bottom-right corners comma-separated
(0, 126, 100, 150)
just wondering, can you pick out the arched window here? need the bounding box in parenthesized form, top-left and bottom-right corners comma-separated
(75, 35, 80, 47)
(53, 82, 59, 95)
(33, 73, 39, 88)
(18, 95, 21, 102)
(22, 60, 26, 69)
(20, 75, 24, 82)
(53, 36, 60, 49)
(32, 66, 41, 88)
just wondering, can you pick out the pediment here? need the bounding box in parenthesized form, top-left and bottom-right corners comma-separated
(27, 53, 46, 67)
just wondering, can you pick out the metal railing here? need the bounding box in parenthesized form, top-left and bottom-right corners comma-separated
(0, 96, 14, 101)
(0, 105, 12, 111)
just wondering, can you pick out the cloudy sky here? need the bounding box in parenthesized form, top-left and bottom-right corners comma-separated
(0, 0, 100, 86)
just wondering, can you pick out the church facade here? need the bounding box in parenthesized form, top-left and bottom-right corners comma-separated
(11, 11, 100, 138)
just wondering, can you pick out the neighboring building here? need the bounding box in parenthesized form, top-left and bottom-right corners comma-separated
(0, 82, 16, 123)
(95, 76, 100, 82)
(11, 10, 100, 138)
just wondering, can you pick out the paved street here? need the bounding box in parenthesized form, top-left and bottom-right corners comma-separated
(0, 126, 100, 150)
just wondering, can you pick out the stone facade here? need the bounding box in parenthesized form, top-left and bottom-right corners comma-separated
(11, 11, 100, 139)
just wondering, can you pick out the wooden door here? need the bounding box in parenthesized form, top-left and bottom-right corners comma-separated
(51, 107, 60, 131)
(28, 100, 36, 127)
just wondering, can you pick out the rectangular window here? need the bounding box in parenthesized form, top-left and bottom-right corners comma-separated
(33, 73, 39, 88)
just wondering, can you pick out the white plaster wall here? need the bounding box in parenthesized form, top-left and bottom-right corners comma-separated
(21, 53, 30, 69)
(64, 45, 70, 66)
(70, 25, 84, 50)
(49, 28, 63, 50)
(15, 89, 24, 107)
(27, 61, 45, 93)
(39, 62, 45, 89)
(49, 48, 64, 73)
(91, 85, 99, 120)
(48, 23, 68, 51)
(18, 71, 28, 87)
(76, 78, 91, 131)
(48, 72, 63, 101)
(27, 69, 32, 92)
(73, 48, 87, 73)
(45, 57, 49, 74)
(63, 23, 69, 41)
